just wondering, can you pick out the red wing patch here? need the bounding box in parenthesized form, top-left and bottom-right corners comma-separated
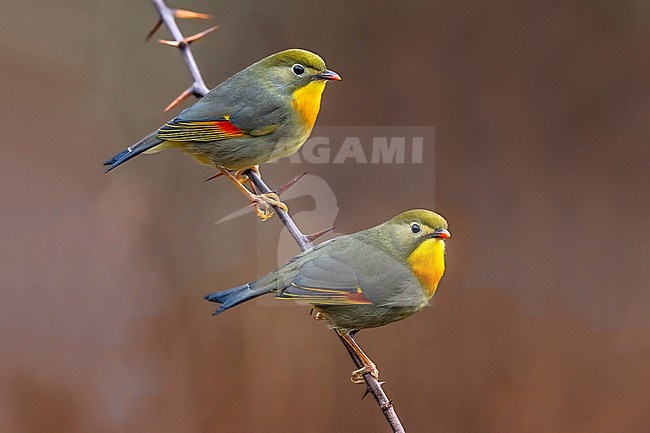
(157, 117, 246, 142)
(276, 282, 373, 305)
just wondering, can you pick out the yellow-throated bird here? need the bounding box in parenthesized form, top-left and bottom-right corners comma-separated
(104, 49, 340, 219)
(205, 210, 450, 383)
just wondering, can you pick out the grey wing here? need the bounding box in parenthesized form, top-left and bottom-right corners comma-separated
(275, 236, 411, 306)
(276, 254, 374, 305)
(175, 74, 288, 134)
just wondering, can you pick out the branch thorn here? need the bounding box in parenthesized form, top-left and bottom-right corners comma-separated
(205, 171, 224, 182)
(146, 18, 163, 41)
(305, 226, 337, 243)
(163, 86, 194, 113)
(186, 25, 219, 44)
(157, 38, 181, 47)
(158, 25, 218, 49)
(361, 381, 387, 401)
(275, 171, 308, 196)
(173, 8, 211, 20)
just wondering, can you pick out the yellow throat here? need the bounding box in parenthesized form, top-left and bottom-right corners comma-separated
(407, 239, 446, 299)
(291, 80, 326, 129)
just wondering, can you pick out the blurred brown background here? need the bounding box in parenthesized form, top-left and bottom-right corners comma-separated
(1, 0, 648, 432)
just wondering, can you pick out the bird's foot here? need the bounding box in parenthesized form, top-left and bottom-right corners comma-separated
(313, 312, 327, 321)
(234, 166, 261, 182)
(351, 363, 379, 384)
(233, 169, 251, 184)
(251, 192, 288, 221)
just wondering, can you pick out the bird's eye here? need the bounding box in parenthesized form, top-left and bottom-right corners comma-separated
(411, 223, 421, 234)
(292, 64, 305, 76)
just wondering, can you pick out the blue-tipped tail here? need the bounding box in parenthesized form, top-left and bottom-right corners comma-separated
(104, 132, 163, 173)
(205, 282, 272, 316)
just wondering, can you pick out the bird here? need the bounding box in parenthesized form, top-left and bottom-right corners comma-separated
(103, 48, 340, 219)
(205, 209, 451, 383)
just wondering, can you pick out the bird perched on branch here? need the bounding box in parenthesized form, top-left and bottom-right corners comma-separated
(103, 48, 340, 219)
(205, 209, 451, 383)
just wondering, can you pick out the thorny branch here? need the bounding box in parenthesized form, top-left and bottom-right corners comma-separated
(146, 1, 405, 431)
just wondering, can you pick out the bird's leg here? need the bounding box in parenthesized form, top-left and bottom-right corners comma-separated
(205, 166, 259, 193)
(248, 165, 261, 176)
(217, 167, 288, 220)
(206, 167, 258, 193)
(234, 166, 259, 194)
(337, 330, 380, 384)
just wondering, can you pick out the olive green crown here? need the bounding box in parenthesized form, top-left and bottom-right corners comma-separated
(389, 209, 448, 230)
(262, 48, 326, 70)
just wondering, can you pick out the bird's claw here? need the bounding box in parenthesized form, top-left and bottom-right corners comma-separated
(234, 169, 251, 184)
(251, 192, 288, 221)
(234, 166, 261, 183)
(351, 363, 379, 384)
